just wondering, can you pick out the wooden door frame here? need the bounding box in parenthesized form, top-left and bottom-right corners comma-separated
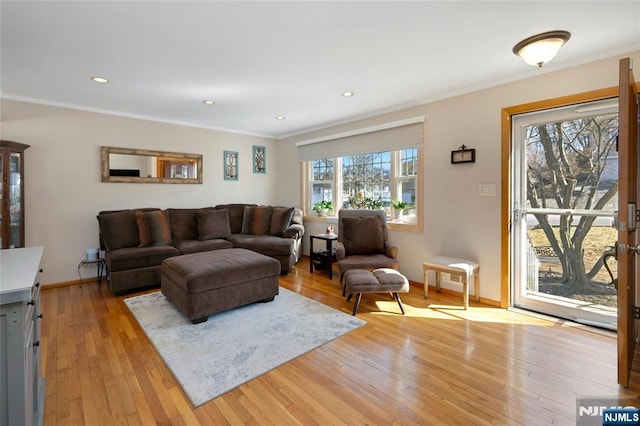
(500, 87, 620, 308)
(617, 57, 639, 387)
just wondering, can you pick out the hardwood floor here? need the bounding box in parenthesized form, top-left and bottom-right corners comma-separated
(41, 257, 640, 425)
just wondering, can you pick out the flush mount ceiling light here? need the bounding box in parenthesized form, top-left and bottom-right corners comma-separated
(202, 100, 215, 105)
(91, 76, 109, 83)
(342, 91, 355, 97)
(512, 30, 571, 68)
(275, 116, 286, 120)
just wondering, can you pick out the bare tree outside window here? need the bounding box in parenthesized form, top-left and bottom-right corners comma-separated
(526, 114, 618, 291)
(342, 152, 390, 206)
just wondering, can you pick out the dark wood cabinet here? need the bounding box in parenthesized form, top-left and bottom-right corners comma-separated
(1, 140, 30, 249)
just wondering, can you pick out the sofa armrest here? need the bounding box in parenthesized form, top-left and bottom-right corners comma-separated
(283, 223, 305, 239)
(385, 241, 398, 259)
(336, 241, 345, 261)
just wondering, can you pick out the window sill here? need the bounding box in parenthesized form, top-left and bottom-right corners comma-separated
(303, 212, 420, 232)
(304, 214, 338, 223)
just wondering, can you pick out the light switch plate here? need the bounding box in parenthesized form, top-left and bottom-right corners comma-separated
(479, 183, 496, 196)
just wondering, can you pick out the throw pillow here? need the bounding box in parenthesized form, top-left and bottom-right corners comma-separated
(166, 208, 199, 241)
(250, 205, 273, 235)
(97, 210, 141, 251)
(197, 209, 231, 240)
(270, 207, 295, 236)
(241, 206, 255, 234)
(341, 216, 385, 255)
(136, 210, 172, 247)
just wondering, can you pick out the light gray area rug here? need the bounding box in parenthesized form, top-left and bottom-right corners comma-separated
(124, 287, 365, 407)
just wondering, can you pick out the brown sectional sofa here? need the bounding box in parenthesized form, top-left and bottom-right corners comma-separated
(97, 203, 304, 295)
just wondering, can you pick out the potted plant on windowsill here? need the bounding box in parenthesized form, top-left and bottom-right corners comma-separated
(313, 200, 333, 217)
(391, 200, 407, 220)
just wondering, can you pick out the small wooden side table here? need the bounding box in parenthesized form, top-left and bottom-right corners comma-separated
(310, 233, 339, 279)
(423, 256, 479, 309)
(77, 257, 106, 285)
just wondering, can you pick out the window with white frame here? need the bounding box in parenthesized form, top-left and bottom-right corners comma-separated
(306, 148, 419, 225)
(298, 118, 423, 227)
(310, 159, 334, 207)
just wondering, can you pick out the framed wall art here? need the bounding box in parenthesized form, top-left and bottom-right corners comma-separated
(223, 150, 238, 180)
(451, 145, 476, 164)
(253, 145, 266, 174)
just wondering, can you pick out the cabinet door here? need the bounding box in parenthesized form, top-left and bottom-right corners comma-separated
(0, 150, 3, 248)
(8, 152, 23, 248)
(1, 141, 29, 250)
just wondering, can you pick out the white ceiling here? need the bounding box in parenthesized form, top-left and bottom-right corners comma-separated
(1, 1, 639, 139)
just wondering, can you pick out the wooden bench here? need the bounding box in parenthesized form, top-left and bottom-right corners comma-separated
(422, 256, 479, 309)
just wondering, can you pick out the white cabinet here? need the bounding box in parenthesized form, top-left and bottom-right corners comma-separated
(0, 246, 45, 426)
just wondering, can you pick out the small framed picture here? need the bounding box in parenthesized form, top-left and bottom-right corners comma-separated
(224, 151, 238, 181)
(253, 145, 266, 174)
(451, 146, 476, 164)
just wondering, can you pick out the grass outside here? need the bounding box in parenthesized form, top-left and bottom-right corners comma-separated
(527, 226, 617, 307)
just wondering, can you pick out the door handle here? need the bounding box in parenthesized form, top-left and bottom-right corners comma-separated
(618, 243, 640, 254)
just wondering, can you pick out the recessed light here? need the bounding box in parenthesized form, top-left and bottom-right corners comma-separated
(275, 116, 286, 120)
(342, 91, 354, 97)
(203, 100, 215, 105)
(91, 76, 109, 83)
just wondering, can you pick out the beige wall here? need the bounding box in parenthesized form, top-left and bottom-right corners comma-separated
(277, 51, 640, 303)
(0, 100, 277, 284)
(3, 50, 638, 297)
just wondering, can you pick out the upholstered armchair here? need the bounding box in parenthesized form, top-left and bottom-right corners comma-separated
(335, 209, 399, 291)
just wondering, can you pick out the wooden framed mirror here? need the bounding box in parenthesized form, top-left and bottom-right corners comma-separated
(101, 146, 203, 184)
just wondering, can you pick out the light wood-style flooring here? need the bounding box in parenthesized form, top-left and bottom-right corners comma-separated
(41, 257, 640, 425)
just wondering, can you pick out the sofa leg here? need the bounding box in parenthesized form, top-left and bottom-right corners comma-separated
(191, 316, 207, 324)
(261, 297, 275, 303)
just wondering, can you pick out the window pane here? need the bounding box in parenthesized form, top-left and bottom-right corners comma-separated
(401, 148, 418, 176)
(341, 152, 390, 206)
(400, 178, 416, 205)
(312, 183, 332, 205)
(312, 159, 333, 180)
(525, 114, 618, 211)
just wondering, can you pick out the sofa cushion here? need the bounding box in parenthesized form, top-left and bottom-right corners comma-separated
(197, 209, 231, 240)
(173, 238, 234, 255)
(251, 205, 273, 235)
(342, 216, 385, 255)
(136, 210, 172, 247)
(270, 207, 294, 236)
(241, 206, 254, 234)
(215, 204, 255, 233)
(106, 245, 180, 272)
(228, 234, 295, 257)
(97, 210, 141, 250)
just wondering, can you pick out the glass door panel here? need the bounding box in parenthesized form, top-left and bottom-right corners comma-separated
(515, 212, 617, 329)
(511, 99, 619, 329)
(0, 150, 3, 248)
(9, 152, 22, 247)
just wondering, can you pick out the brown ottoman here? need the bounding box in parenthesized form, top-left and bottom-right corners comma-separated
(344, 268, 409, 316)
(161, 248, 280, 324)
